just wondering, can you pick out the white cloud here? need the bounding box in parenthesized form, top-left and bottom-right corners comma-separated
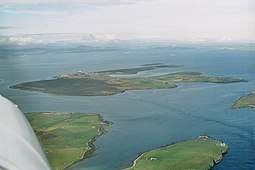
(87, 34, 120, 42)
(0, 36, 40, 45)
(0, 33, 121, 45)
(0, 36, 48, 45)
(0, 0, 141, 5)
(0, 35, 47, 45)
(0, 9, 59, 15)
(1, 0, 254, 42)
(0, 26, 21, 29)
(0, 0, 149, 16)
(8, 36, 36, 45)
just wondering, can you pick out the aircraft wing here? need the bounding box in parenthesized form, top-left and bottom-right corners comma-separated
(0, 95, 51, 170)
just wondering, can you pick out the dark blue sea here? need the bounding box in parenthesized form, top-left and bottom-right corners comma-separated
(0, 42, 254, 170)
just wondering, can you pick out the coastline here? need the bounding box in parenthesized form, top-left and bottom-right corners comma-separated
(231, 93, 255, 109)
(10, 81, 177, 96)
(10, 66, 246, 97)
(63, 114, 112, 170)
(26, 112, 112, 170)
(122, 135, 228, 170)
(210, 149, 228, 169)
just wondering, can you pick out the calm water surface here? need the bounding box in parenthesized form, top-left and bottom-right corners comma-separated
(0, 43, 254, 170)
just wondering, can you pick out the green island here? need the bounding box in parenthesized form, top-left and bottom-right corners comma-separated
(25, 112, 110, 170)
(231, 93, 255, 109)
(123, 136, 228, 170)
(96, 63, 182, 75)
(11, 64, 246, 96)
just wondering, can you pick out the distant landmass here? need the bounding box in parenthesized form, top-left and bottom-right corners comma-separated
(11, 63, 246, 96)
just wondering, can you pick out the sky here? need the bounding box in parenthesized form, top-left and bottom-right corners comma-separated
(0, 0, 255, 43)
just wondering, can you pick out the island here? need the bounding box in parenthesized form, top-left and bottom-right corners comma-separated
(25, 112, 110, 170)
(123, 136, 228, 170)
(11, 64, 246, 96)
(231, 93, 255, 109)
(96, 63, 182, 75)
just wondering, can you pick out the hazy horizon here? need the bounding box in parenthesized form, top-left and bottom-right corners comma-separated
(1, 0, 255, 44)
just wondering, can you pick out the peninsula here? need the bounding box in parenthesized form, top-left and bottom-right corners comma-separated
(11, 64, 246, 96)
(231, 93, 255, 109)
(25, 112, 110, 170)
(123, 136, 228, 170)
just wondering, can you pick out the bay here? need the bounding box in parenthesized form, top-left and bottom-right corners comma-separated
(0, 43, 254, 170)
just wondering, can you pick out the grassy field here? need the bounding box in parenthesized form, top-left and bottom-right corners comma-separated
(25, 112, 110, 170)
(231, 93, 255, 109)
(123, 136, 228, 170)
(11, 64, 246, 96)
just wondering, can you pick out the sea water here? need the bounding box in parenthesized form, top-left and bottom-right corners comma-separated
(0, 43, 254, 170)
